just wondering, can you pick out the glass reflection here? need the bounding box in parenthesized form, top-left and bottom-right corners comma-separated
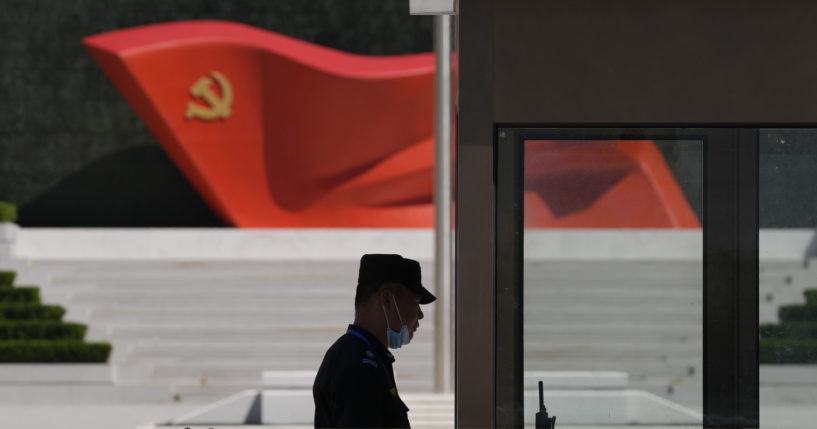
(758, 129, 817, 429)
(522, 138, 703, 428)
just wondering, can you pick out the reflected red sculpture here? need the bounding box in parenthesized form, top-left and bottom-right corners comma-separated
(525, 140, 699, 228)
(83, 21, 699, 228)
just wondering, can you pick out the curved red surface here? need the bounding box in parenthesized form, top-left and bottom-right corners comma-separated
(83, 21, 699, 228)
(524, 140, 700, 228)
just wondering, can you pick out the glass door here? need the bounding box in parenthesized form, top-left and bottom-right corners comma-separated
(496, 128, 758, 428)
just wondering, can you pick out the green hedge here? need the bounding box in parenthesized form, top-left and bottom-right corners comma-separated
(760, 322, 817, 340)
(760, 338, 817, 363)
(806, 289, 817, 305)
(0, 201, 16, 223)
(779, 303, 817, 323)
(0, 271, 15, 288)
(0, 340, 111, 363)
(0, 304, 64, 321)
(0, 260, 112, 362)
(0, 287, 40, 304)
(0, 321, 86, 340)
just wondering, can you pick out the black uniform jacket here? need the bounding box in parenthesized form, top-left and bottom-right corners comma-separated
(313, 324, 410, 428)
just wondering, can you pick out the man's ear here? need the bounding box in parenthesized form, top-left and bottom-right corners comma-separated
(375, 288, 386, 309)
(378, 287, 393, 310)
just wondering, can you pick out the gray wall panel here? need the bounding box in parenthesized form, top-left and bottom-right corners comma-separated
(491, 1, 817, 124)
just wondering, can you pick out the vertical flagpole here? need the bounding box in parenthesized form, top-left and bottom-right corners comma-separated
(433, 13, 453, 394)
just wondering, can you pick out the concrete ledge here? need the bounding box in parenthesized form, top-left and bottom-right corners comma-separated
(760, 365, 817, 385)
(261, 390, 313, 424)
(174, 387, 701, 426)
(172, 370, 697, 426)
(0, 384, 171, 404)
(169, 389, 259, 425)
(524, 230, 703, 261)
(760, 229, 817, 261)
(524, 370, 628, 389)
(0, 223, 19, 259)
(522, 389, 702, 425)
(15, 229, 433, 261)
(0, 364, 115, 384)
(9, 227, 814, 261)
(261, 370, 315, 388)
(0, 223, 17, 241)
(624, 389, 703, 425)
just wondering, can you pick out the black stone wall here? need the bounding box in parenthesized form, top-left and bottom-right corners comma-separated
(0, 0, 432, 226)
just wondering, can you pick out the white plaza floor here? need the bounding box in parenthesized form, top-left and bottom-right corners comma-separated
(0, 379, 813, 429)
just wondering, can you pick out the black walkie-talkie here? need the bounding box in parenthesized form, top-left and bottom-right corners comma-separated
(535, 381, 556, 429)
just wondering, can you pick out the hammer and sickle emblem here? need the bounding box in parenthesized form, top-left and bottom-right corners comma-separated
(185, 71, 233, 121)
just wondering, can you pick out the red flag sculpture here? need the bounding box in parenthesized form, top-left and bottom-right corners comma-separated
(83, 21, 699, 228)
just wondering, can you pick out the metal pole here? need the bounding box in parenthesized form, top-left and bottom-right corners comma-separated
(433, 14, 453, 394)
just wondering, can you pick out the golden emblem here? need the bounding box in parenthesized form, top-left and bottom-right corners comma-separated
(185, 71, 233, 121)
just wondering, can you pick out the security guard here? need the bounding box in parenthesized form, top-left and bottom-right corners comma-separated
(313, 254, 436, 428)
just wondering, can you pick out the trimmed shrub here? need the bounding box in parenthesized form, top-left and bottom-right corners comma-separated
(0, 287, 40, 304)
(760, 322, 817, 340)
(0, 340, 111, 363)
(0, 321, 86, 340)
(0, 259, 113, 362)
(0, 201, 16, 223)
(805, 289, 817, 305)
(0, 304, 64, 321)
(0, 271, 15, 288)
(779, 303, 817, 323)
(760, 338, 817, 363)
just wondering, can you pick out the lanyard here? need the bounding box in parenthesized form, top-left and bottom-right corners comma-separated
(346, 328, 393, 383)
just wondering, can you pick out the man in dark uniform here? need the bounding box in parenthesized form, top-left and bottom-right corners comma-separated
(313, 254, 436, 428)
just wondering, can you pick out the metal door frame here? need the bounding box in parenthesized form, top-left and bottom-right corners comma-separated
(491, 126, 758, 428)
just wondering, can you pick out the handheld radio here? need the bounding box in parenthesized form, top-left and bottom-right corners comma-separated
(535, 380, 556, 429)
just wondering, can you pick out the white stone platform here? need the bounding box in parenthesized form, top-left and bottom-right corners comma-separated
(0, 227, 815, 428)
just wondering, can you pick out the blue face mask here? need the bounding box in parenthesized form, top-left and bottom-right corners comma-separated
(382, 295, 411, 349)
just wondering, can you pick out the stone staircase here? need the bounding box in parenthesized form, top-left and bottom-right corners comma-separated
(26, 260, 435, 402)
(524, 260, 703, 410)
(9, 256, 812, 410)
(759, 259, 817, 323)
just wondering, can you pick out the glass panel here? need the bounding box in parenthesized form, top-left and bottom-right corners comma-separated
(522, 137, 704, 428)
(758, 129, 817, 429)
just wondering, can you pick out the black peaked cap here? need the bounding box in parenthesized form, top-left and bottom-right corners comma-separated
(357, 254, 436, 304)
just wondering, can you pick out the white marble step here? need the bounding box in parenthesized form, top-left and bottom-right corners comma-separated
(528, 360, 700, 379)
(0, 384, 173, 404)
(525, 310, 701, 322)
(89, 324, 700, 344)
(32, 260, 364, 272)
(525, 323, 702, 339)
(59, 287, 698, 301)
(147, 364, 433, 393)
(84, 306, 354, 321)
(20, 258, 713, 404)
(120, 341, 434, 360)
(526, 287, 700, 297)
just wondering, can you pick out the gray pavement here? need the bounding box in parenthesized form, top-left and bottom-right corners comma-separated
(0, 403, 205, 429)
(0, 384, 813, 429)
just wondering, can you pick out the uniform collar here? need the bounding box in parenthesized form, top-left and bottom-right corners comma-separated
(348, 324, 395, 363)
